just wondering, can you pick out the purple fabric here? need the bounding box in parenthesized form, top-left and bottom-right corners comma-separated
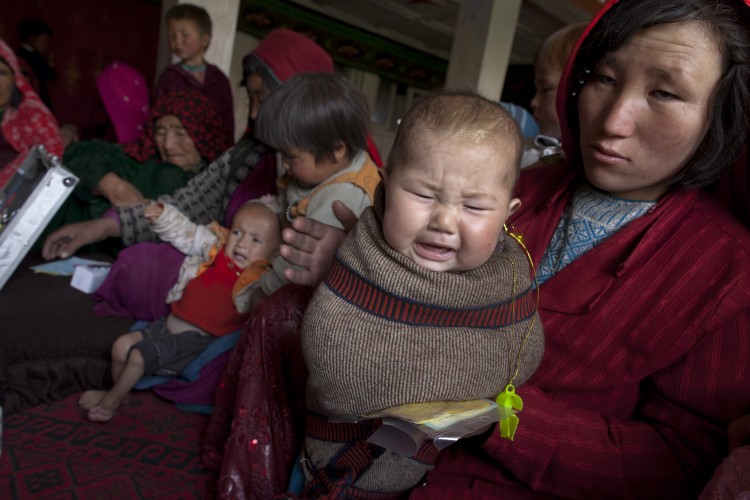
(153, 350, 233, 406)
(93, 242, 184, 320)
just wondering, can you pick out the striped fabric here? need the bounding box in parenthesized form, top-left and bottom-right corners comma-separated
(326, 257, 537, 328)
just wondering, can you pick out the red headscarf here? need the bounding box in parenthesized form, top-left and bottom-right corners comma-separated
(251, 29, 334, 83)
(242, 29, 384, 167)
(122, 89, 233, 165)
(0, 39, 63, 190)
(557, 0, 750, 226)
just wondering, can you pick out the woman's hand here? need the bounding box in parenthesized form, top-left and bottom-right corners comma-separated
(280, 201, 357, 287)
(41, 217, 121, 260)
(96, 173, 147, 208)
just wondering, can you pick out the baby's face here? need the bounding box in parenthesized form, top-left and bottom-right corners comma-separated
(382, 134, 520, 272)
(224, 204, 281, 270)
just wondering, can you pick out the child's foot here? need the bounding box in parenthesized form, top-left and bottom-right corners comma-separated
(87, 405, 115, 423)
(79, 390, 107, 409)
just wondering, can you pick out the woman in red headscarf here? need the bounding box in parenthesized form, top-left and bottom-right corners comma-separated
(41, 89, 232, 255)
(204, 1, 750, 498)
(39, 30, 348, 411)
(0, 39, 63, 190)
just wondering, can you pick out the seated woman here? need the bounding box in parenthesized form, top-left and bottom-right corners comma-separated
(42, 88, 232, 255)
(0, 38, 63, 189)
(201, 0, 750, 497)
(40, 29, 341, 321)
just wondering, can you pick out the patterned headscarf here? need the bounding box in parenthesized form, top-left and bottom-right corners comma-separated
(0, 39, 63, 190)
(122, 89, 232, 165)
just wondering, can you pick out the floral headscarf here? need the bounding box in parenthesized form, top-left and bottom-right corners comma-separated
(0, 39, 63, 190)
(122, 89, 232, 165)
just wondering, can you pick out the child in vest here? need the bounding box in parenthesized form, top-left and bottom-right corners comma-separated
(246, 72, 380, 309)
(300, 91, 545, 497)
(79, 198, 281, 422)
(154, 3, 234, 138)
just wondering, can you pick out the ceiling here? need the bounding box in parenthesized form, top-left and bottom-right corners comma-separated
(286, 0, 602, 65)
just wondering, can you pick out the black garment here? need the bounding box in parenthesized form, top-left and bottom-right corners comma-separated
(16, 46, 56, 109)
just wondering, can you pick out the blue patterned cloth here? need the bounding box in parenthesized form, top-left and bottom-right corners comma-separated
(537, 183, 656, 285)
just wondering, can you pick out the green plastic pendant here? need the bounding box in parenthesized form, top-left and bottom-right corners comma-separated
(496, 384, 523, 441)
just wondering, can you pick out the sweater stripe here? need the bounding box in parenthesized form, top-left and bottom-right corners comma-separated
(325, 258, 536, 328)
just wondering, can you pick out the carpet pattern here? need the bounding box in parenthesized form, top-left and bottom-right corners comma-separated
(0, 390, 216, 498)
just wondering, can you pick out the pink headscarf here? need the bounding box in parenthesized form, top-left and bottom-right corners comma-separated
(96, 61, 151, 144)
(0, 39, 63, 190)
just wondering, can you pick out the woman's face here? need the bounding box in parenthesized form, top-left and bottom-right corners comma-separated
(154, 114, 202, 171)
(578, 21, 723, 200)
(0, 60, 14, 113)
(245, 74, 269, 121)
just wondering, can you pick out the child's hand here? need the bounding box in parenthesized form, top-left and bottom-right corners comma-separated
(144, 203, 164, 222)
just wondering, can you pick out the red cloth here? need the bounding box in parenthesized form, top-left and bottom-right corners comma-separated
(155, 63, 234, 139)
(202, 284, 312, 499)
(411, 163, 750, 498)
(171, 250, 248, 336)
(122, 88, 232, 165)
(0, 38, 63, 189)
(250, 29, 334, 83)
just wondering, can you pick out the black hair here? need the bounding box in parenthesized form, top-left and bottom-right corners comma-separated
(19, 19, 53, 42)
(255, 72, 370, 162)
(165, 4, 212, 36)
(566, 0, 750, 189)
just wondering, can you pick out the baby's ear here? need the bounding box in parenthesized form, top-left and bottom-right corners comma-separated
(508, 198, 521, 216)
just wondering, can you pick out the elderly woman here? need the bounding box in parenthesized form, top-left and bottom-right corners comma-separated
(49, 89, 231, 225)
(41, 29, 340, 321)
(0, 39, 63, 189)
(202, 0, 750, 497)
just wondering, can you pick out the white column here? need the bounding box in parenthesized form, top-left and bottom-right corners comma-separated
(445, 0, 522, 101)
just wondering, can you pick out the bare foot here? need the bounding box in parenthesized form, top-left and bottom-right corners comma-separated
(79, 390, 107, 409)
(88, 405, 115, 423)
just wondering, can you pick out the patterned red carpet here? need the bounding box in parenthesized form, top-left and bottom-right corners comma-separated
(0, 390, 216, 498)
